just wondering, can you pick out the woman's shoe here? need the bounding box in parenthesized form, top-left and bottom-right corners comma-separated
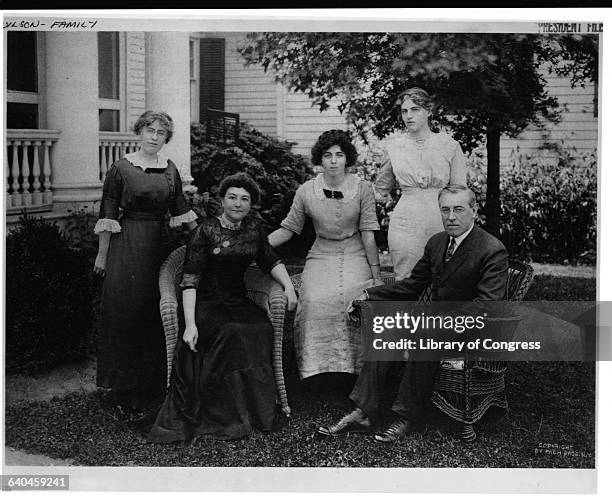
(317, 408, 372, 437)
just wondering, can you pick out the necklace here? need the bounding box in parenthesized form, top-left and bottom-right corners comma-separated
(407, 132, 432, 151)
(219, 214, 242, 230)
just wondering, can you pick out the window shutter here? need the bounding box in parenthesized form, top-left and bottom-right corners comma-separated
(199, 38, 225, 117)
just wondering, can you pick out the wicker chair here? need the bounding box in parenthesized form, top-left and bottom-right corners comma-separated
(430, 260, 533, 440)
(158, 245, 291, 416)
(289, 259, 534, 440)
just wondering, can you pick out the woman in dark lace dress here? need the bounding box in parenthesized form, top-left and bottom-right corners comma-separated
(93, 111, 197, 412)
(149, 173, 297, 442)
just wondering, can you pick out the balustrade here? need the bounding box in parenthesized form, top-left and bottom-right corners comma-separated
(99, 133, 140, 182)
(6, 130, 60, 212)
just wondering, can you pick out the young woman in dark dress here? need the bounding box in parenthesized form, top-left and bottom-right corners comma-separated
(93, 110, 198, 412)
(148, 173, 297, 442)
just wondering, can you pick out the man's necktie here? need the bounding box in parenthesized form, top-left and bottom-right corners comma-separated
(444, 237, 457, 264)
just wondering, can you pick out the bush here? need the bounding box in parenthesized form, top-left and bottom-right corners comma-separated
(64, 207, 100, 267)
(191, 122, 313, 228)
(191, 122, 315, 256)
(6, 214, 96, 375)
(353, 134, 401, 251)
(467, 147, 596, 264)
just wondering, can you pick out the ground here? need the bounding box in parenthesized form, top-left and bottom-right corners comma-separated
(4, 262, 596, 467)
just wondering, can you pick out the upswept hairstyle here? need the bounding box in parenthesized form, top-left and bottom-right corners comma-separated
(394, 87, 435, 112)
(311, 129, 357, 167)
(219, 172, 261, 205)
(438, 184, 477, 209)
(393, 87, 436, 130)
(133, 110, 174, 143)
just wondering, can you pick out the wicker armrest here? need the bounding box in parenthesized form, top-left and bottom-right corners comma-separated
(159, 245, 186, 388)
(245, 265, 291, 416)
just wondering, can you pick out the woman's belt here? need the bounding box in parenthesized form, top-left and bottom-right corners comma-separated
(316, 231, 359, 242)
(123, 211, 165, 221)
(400, 186, 442, 194)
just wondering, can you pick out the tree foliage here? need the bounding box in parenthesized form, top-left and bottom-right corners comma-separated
(238, 32, 597, 235)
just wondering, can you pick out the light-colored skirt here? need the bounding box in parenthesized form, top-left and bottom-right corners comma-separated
(388, 188, 443, 279)
(295, 233, 374, 379)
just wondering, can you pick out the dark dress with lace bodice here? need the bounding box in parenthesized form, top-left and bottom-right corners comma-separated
(148, 217, 282, 442)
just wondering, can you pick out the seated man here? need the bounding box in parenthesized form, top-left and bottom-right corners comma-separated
(318, 184, 508, 443)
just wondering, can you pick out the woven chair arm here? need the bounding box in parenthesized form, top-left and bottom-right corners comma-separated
(245, 265, 291, 415)
(159, 245, 186, 388)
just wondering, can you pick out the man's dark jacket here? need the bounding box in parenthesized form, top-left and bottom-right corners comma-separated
(367, 225, 508, 303)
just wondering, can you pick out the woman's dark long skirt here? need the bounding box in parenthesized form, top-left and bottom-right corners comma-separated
(96, 217, 167, 395)
(148, 297, 277, 442)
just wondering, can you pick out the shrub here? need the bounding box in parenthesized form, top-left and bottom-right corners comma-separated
(6, 214, 96, 375)
(498, 149, 596, 264)
(353, 134, 401, 251)
(191, 122, 315, 256)
(64, 207, 100, 267)
(468, 147, 596, 264)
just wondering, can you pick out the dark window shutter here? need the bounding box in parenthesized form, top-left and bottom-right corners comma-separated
(200, 38, 225, 117)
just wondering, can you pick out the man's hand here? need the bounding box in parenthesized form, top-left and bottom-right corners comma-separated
(346, 291, 369, 322)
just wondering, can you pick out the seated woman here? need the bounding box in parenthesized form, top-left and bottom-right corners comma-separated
(268, 130, 381, 382)
(148, 173, 297, 443)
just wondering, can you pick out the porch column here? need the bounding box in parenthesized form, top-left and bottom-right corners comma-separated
(45, 32, 101, 204)
(145, 32, 192, 183)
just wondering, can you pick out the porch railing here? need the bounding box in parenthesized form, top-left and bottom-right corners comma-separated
(6, 129, 61, 214)
(98, 133, 140, 182)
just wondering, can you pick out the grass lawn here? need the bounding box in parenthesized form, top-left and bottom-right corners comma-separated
(4, 274, 596, 468)
(4, 361, 594, 468)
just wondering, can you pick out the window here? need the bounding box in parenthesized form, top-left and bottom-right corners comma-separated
(6, 32, 44, 129)
(7, 103, 39, 129)
(199, 38, 225, 118)
(98, 32, 124, 132)
(7, 32, 38, 92)
(99, 109, 120, 132)
(98, 32, 120, 100)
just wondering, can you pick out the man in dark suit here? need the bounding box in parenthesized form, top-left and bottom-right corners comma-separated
(318, 184, 508, 442)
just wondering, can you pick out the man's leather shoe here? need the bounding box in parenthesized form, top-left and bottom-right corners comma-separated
(374, 418, 415, 443)
(317, 408, 372, 437)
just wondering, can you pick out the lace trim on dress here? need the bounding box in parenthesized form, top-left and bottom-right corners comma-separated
(94, 218, 122, 234)
(179, 273, 201, 290)
(169, 210, 198, 227)
(312, 173, 359, 203)
(124, 151, 169, 170)
(384, 131, 457, 156)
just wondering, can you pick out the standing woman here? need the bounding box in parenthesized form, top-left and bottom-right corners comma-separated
(93, 110, 198, 412)
(269, 130, 381, 380)
(376, 87, 467, 279)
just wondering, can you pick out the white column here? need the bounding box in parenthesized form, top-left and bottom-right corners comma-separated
(45, 32, 101, 203)
(145, 32, 192, 183)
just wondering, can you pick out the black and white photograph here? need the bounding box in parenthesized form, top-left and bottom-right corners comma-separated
(2, 9, 609, 494)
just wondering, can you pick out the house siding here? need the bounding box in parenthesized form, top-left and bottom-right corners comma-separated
(224, 33, 348, 157)
(500, 70, 598, 161)
(225, 34, 278, 137)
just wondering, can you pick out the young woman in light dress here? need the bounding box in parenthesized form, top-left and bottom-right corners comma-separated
(269, 130, 381, 381)
(376, 88, 467, 279)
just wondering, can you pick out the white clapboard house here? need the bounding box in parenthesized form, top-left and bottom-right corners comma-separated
(5, 31, 598, 224)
